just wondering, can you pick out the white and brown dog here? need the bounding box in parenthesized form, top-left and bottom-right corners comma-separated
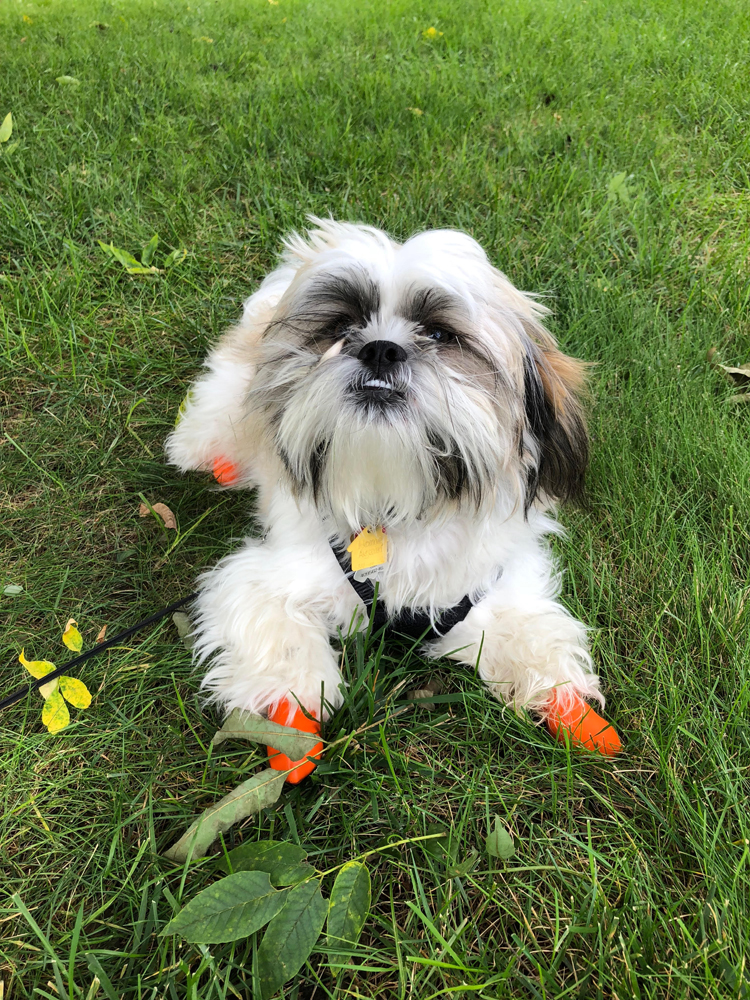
(166, 219, 620, 765)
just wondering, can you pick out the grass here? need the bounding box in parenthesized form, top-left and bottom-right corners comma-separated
(1, 0, 749, 995)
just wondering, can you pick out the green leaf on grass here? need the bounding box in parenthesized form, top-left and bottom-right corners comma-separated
(164, 767, 286, 864)
(97, 241, 161, 274)
(172, 611, 195, 650)
(0, 112, 12, 143)
(56, 76, 81, 87)
(486, 815, 515, 859)
(422, 822, 458, 864)
(141, 234, 158, 266)
(607, 171, 632, 207)
(3, 584, 23, 595)
(162, 870, 288, 943)
(164, 248, 188, 268)
(448, 848, 480, 877)
(258, 879, 328, 999)
(98, 241, 140, 270)
(218, 839, 314, 885)
(327, 862, 370, 963)
(213, 707, 323, 761)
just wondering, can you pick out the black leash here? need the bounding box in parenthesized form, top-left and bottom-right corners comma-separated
(0, 592, 197, 713)
(2, 545, 474, 714)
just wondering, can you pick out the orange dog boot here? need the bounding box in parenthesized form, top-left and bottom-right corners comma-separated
(267, 699, 324, 784)
(212, 456, 240, 486)
(545, 689, 622, 756)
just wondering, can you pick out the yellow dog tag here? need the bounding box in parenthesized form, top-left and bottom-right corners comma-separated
(347, 526, 388, 572)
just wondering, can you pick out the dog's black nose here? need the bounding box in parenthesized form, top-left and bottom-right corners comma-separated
(357, 340, 407, 376)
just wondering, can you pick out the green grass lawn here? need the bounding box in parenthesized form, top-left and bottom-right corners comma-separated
(2, 0, 750, 996)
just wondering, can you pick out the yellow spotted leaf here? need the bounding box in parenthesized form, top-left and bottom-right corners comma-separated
(62, 619, 83, 652)
(175, 389, 194, 427)
(42, 688, 70, 733)
(59, 675, 92, 709)
(19, 649, 56, 679)
(39, 677, 59, 699)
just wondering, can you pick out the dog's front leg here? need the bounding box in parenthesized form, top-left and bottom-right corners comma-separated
(427, 549, 621, 754)
(193, 535, 359, 722)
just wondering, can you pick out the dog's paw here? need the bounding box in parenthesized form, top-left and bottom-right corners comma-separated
(545, 690, 621, 756)
(266, 699, 324, 784)
(212, 456, 241, 486)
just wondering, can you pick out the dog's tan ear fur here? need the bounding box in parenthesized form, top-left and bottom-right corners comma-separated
(523, 331, 590, 508)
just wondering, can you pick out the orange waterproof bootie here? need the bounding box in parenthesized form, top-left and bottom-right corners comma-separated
(212, 456, 240, 486)
(267, 700, 324, 784)
(545, 690, 622, 756)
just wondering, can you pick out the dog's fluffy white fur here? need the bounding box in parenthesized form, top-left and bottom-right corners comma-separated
(166, 219, 603, 724)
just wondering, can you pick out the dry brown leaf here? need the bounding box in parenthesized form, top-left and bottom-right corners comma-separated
(406, 677, 443, 711)
(718, 364, 750, 388)
(728, 393, 750, 404)
(96, 625, 107, 643)
(139, 501, 177, 529)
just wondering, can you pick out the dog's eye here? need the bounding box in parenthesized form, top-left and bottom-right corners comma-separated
(425, 328, 455, 344)
(323, 316, 353, 339)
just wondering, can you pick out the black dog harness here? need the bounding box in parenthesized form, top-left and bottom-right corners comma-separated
(331, 544, 474, 641)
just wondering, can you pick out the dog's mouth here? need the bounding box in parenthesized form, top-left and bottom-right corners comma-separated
(351, 376, 406, 404)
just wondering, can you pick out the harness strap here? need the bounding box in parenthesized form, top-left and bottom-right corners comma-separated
(331, 544, 473, 641)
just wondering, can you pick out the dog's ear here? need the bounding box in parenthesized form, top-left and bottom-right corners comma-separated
(523, 339, 590, 509)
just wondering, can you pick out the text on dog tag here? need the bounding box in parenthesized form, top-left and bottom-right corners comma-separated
(347, 526, 388, 571)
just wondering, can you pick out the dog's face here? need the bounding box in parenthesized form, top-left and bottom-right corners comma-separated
(250, 219, 588, 530)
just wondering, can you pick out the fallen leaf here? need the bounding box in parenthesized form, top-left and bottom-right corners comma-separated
(3, 584, 23, 596)
(164, 767, 287, 863)
(62, 618, 83, 652)
(39, 676, 59, 699)
(141, 234, 158, 266)
(96, 624, 107, 642)
(407, 677, 443, 710)
(19, 649, 92, 732)
(607, 171, 633, 207)
(59, 675, 92, 709)
(213, 708, 323, 760)
(407, 107, 424, 116)
(19, 649, 56, 679)
(164, 247, 188, 269)
(706, 346, 718, 365)
(486, 815, 515, 859)
(42, 688, 70, 733)
(172, 611, 195, 650)
(728, 393, 750, 404)
(162, 870, 289, 943)
(257, 880, 328, 1000)
(56, 75, 81, 87)
(327, 862, 371, 961)
(218, 840, 314, 885)
(139, 501, 177, 529)
(718, 364, 750, 388)
(0, 112, 12, 143)
(448, 848, 480, 877)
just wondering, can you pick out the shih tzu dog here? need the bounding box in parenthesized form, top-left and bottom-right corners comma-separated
(166, 218, 621, 766)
